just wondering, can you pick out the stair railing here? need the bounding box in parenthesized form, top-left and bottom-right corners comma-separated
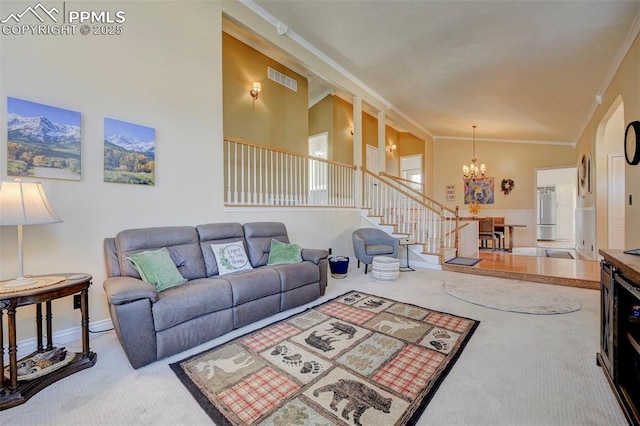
(382, 173, 424, 193)
(364, 169, 459, 259)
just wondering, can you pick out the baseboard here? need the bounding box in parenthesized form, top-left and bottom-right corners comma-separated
(4, 318, 114, 362)
(405, 260, 442, 271)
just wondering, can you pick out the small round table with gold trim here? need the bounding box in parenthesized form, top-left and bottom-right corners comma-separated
(0, 273, 97, 410)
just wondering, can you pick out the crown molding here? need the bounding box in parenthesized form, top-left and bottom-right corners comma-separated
(435, 135, 574, 147)
(573, 7, 640, 144)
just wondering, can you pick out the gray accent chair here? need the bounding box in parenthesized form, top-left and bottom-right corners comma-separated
(103, 222, 328, 368)
(352, 228, 399, 274)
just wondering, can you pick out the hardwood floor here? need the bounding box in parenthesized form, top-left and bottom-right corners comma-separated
(442, 250, 600, 290)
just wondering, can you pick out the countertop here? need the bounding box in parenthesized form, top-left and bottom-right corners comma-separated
(600, 249, 640, 284)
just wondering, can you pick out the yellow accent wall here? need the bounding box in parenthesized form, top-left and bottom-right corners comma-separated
(334, 97, 354, 165)
(385, 127, 400, 176)
(308, 95, 354, 164)
(222, 33, 308, 152)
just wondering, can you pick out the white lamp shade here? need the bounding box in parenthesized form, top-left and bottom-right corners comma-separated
(0, 181, 62, 226)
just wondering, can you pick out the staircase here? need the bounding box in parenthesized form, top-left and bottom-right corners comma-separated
(362, 170, 459, 268)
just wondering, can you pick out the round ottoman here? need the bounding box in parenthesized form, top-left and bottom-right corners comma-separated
(371, 256, 400, 281)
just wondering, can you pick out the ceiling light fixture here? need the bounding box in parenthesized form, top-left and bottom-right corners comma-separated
(462, 125, 486, 181)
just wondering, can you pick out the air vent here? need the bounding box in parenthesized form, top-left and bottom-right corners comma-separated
(268, 67, 297, 92)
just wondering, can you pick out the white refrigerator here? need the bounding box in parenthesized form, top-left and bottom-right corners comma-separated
(537, 187, 557, 240)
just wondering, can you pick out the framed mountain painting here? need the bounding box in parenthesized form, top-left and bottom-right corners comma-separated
(7, 97, 81, 180)
(104, 118, 155, 185)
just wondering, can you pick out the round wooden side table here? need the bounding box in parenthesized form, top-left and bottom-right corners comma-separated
(0, 273, 97, 410)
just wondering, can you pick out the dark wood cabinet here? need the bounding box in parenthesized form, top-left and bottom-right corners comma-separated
(599, 250, 640, 426)
(600, 260, 615, 377)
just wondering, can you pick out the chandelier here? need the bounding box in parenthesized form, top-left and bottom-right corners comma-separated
(462, 125, 486, 181)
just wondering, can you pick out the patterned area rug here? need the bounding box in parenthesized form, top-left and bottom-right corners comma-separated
(441, 276, 582, 314)
(170, 291, 479, 425)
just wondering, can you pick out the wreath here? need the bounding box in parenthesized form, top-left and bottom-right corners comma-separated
(501, 178, 515, 195)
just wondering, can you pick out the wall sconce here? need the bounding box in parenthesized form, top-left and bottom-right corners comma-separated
(389, 144, 397, 153)
(250, 82, 261, 101)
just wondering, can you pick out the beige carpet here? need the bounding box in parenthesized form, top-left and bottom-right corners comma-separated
(0, 267, 626, 425)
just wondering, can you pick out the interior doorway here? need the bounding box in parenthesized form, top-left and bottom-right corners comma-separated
(608, 154, 625, 249)
(596, 98, 625, 253)
(308, 132, 328, 204)
(535, 167, 577, 248)
(400, 154, 423, 191)
(365, 145, 379, 173)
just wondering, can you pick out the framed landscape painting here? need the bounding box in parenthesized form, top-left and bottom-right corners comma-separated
(104, 118, 155, 185)
(7, 97, 81, 180)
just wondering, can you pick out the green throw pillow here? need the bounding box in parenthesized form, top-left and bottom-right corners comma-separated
(267, 239, 302, 266)
(127, 247, 187, 292)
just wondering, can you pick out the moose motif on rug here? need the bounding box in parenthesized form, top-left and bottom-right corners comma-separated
(373, 317, 421, 335)
(194, 352, 254, 380)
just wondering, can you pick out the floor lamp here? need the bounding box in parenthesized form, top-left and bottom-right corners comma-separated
(0, 180, 62, 286)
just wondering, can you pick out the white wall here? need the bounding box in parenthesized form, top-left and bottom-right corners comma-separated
(537, 167, 576, 186)
(0, 2, 361, 341)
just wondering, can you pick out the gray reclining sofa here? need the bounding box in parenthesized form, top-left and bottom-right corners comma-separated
(103, 222, 328, 368)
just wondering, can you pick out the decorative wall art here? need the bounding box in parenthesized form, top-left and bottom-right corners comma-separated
(587, 152, 593, 194)
(7, 97, 81, 180)
(464, 177, 494, 204)
(104, 118, 155, 186)
(579, 153, 593, 195)
(446, 184, 455, 201)
(501, 178, 515, 195)
(624, 120, 640, 166)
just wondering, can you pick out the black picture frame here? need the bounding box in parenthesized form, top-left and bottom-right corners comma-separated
(625, 120, 640, 166)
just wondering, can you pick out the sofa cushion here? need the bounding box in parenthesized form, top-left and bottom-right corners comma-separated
(152, 277, 232, 332)
(115, 226, 206, 281)
(267, 239, 302, 265)
(243, 222, 290, 267)
(127, 248, 187, 292)
(220, 268, 281, 305)
(196, 223, 246, 277)
(211, 242, 253, 275)
(270, 261, 319, 292)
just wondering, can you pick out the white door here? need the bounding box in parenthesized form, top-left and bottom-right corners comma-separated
(366, 145, 379, 174)
(608, 155, 625, 249)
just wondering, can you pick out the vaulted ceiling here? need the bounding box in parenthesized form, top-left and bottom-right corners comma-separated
(249, 0, 640, 144)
